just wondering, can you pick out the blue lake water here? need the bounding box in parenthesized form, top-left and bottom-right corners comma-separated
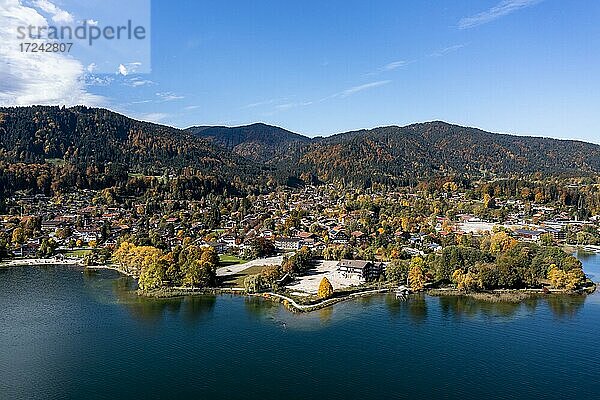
(1, 253, 600, 400)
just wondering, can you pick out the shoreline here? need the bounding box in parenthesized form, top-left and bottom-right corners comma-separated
(3, 259, 597, 312)
(0, 257, 84, 267)
(0, 258, 137, 278)
(84, 264, 137, 278)
(139, 283, 597, 312)
(428, 286, 596, 302)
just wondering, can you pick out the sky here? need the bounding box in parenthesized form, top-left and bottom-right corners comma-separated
(1, 0, 599, 143)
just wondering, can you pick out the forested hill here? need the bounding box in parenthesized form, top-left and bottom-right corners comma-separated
(0, 106, 264, 196)
(187, 123, 311, 163)
(0, 105, 248, 172)
(187, 120, 600, 183)
(1, 106, 599, 195)
(288, 122, 600, 185)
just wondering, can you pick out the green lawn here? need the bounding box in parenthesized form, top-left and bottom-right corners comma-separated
(45, 158, 66, 166)
(63, 249, 93, 258)
(219, 255, 248, 265)
(219, 265, 266, 288)
(127, 173, 166, 182)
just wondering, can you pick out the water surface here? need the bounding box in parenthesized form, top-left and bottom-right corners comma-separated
(1, 255, 600, 400)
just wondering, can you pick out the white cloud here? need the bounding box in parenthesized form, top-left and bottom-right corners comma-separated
(381, 60, 408, 72)
(127, 77, 154, 87)
(118, 64, 128, 76)
(85, 75, 114, 87)
(338, 80, 391, 98)
(32, 0, 74, 24)
(458, 0, 544, 29)
(429, 44, 465, 57)
(274, 101, 313, 111)
(0, 0, 103, 106)
(86, 19, 98, 26)
(138, 112, 169, 123)
(242, 99, 280, 109)
(366, 60, 414, 77)
(156, 91, 184, 101)
(117, 62, 142, 76)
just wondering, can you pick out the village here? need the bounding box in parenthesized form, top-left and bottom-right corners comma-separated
(1, 183, 600, 297)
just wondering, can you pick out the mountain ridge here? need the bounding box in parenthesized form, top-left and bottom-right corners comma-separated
(186, 122, 311, 163)
(1, 106, 599, 194)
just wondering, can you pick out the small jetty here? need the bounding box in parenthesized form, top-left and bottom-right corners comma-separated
(582, 245, 600, 254)
(395, 285, 411, 300)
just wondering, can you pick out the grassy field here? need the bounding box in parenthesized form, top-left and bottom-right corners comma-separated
(219, 265, 266, 288)
(219, 255, 248, 265)
(45, 158, 66, 166)
(127, 173, 167, 182)
(63, 249, 93, 258)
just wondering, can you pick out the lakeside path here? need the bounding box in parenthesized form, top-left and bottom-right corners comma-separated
(263, 288, 390, 312)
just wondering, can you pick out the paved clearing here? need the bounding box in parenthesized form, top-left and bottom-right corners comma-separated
(285, 260, 363, 295)
(216, 255, 283, 277)
(216, 257, 365, 295)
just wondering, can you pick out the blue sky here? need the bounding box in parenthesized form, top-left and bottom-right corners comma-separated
(1, 1, 599, 142)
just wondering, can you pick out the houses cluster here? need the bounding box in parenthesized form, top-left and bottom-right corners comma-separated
(445, 208, 594, 245)
(337, 259, 386, 282)
(2, 183, 600, 262)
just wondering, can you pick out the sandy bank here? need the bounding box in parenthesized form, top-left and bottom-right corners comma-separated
(0, 258, 84, 267)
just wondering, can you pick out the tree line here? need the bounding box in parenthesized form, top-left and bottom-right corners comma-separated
(112, 242, 219, 290)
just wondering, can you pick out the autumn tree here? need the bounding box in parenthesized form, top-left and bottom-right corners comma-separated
(452, 269, 482, 292)
(488, 231, 517, 255)
(113, 241, 137, 271)
(483, 194, 496, 209)
(261, 264, 283, 289)
(249, 237, 275, 258)
(138, 256, 169, 291)
(385, 259, 410, 283)
(408, 265, 426, 291)
(548, 265, 585, 290)
(11, 227, 26, 245)
(318, 277, 334, 299)
(244, 274, 265, 293)
(38, 238, 57, 257)
(179, 245, 218, 289)
(540, 233, 554, 246)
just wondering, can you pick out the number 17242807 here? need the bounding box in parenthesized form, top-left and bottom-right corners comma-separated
(20, 42, 73, 52)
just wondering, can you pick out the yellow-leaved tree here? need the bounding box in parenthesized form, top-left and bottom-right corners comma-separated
(548, 265, 585, 290)
(318, 277, 334, 299)
(489, 231, 517, 255)
(452, 269, 482, 292)
(408, 265, 426, 291)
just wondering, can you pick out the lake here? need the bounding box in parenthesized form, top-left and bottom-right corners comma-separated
(1, 253, 600, 400)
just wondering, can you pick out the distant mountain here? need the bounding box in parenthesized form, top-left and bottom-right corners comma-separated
(287, 122, 600, 185)
(187, 123, 311, 163)
(0, 105, 254, 172)
(0, 106, 264, 195)
(2, 107, 599, 194)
